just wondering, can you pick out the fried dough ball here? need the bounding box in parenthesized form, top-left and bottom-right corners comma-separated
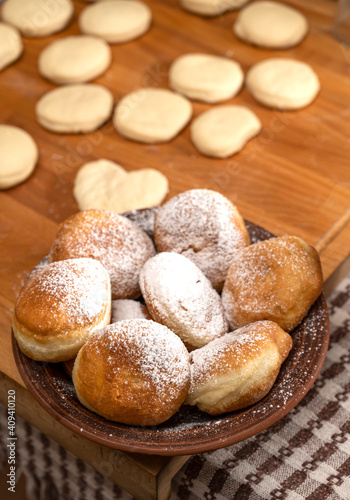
(185, 320, 292, 415)
(154, 189, 250, 291)
(72, 319, 190, 426)
(12, 258, 111, 362)
(49, 209, 155, 300)
(222, 236, 323, 331)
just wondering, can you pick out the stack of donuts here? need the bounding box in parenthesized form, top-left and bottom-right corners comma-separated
(12, 189, 323, 426)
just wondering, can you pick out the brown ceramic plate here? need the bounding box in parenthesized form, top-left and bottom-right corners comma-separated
(12, 208, 330, 456)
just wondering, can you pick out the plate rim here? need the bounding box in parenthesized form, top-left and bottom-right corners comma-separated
(11, 213, 330, 456)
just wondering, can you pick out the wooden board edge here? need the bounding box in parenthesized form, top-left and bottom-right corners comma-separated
(0, 372, 186, 500)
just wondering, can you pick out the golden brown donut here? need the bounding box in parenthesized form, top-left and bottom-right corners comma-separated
(154, 189, 250, 291)
(72, 319, 191, 426)
(49, 209, 155, 300)
(185, 320, 292, 415)
(222, 235, 323, 331)
(139, 252, 229, 351)
(12, 258, 111, 362)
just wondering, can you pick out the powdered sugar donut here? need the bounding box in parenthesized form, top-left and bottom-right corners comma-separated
(2, 0, 74, 37)
(222, 236, 323, 331)
(185, 321, 292, 415)
(12, 258, 111, 362)
(154, 189, 250, 291)
(49, 209, 155, 300)
(72, 319, 190, 426)
(246, 58, 320, 110)
(78, 0, 152, 44)
(139, 252, 229, 351)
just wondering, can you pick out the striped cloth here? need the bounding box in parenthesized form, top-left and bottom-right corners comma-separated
(1, 272, 350, 500)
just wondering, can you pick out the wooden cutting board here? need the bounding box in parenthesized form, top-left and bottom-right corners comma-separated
(0, 0, 349, 498)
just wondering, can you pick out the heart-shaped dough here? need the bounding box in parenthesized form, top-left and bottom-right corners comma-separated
(73, 159, 169, 213)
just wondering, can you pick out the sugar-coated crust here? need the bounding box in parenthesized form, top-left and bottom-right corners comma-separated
(139, 252, 229, 351)
(12, 258, 111, 362)
(185, 321, 292, 415)
(72, 319, 190, 426)
(154, 189, 250, 291)
(245, 59, 319, 111)
(222, 236, 323, 332)
(49, 209, 155, 300)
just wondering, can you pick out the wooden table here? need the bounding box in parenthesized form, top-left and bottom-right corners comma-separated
(0, 0, 349, 498)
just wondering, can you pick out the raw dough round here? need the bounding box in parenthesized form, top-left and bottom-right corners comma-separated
(38, 35, 112, 84)
(169, 53, 244, 103)
(234, 1, 308, 49)
(72, 319, 190, 426)
(246, 58, 320, 110)
(73, 159, 169, 213)
(114, 88, 193, 143)
(0, 125, 38, 189)
(191, 105, 261, 158)
(222, 236, 323, 332)
(1, 0, 74, 38)
(185, 321, 292, 415)
(0, 22, 23, 71)
(179, 0, 249, 16)
(79, 0, 152, 43)
(36, 84, 114, 134)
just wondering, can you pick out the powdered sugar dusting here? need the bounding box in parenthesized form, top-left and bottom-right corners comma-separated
(140, 252, 228, 348)
(92, 319, 190, 401)
(190, 324, 271, 385)
(111, 299, 148, 322)
(16, 258, 109, 333)
(154, 189, 250, 290)
(49, 210, 155, 300)
(222, 236, 323, 330)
